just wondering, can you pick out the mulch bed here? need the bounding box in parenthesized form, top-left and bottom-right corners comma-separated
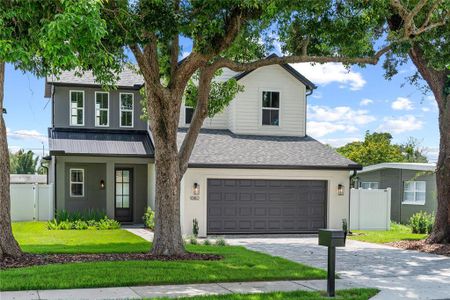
(0, 252, 222, 270)
(387, 240, 450, 257)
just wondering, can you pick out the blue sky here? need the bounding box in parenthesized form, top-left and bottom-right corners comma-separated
(4, 41, 439, 162)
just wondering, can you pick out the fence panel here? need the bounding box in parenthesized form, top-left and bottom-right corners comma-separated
(350, 188, 391, 230)
(10, 184, 54, 221)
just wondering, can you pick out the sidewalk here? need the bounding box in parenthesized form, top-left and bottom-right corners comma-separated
(1, 279, 363, 300)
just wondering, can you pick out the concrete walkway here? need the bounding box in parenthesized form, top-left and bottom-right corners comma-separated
(224, 235, 450, 300)
(0, 279, 361, 300)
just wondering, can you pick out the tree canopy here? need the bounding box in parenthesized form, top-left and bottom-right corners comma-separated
(9, 150, 40, 174)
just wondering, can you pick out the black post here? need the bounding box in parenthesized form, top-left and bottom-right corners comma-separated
(327, 246, 336, 297)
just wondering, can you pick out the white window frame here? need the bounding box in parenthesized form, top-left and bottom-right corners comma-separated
(361, 182, 379, 189)
(184, 105, 194, 125)
(95, 91, 109, 127)
(69, 90, 85, 126)
(69, 168, 84, 197)
(403, 181, 426, 205)
(261, 90, 281, 127)
(119, 93, 134, 128)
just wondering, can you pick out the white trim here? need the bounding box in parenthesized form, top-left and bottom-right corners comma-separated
(359, 162, 436, 174)
(119, 92, 134, 128)
(95, 91, 110, 127)
(69, 168, 84, 197)
(69, 90, 85, 126)
(403, 181, 426, 205)
(260, 90, 281, 127)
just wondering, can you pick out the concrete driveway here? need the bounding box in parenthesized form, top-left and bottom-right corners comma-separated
(226, 235, 450, 300)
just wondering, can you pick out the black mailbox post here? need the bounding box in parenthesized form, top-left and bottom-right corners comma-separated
(318, 229, 346, 297)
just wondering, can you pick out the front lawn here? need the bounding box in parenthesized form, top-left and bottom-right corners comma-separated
(1, 222, 326, 291)
(349, 223, 427, 244)
(157, 289, 380, 300)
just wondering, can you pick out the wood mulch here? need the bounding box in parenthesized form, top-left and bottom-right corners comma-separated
(0, 252, 222, 270)
(387, 240, 450, 257)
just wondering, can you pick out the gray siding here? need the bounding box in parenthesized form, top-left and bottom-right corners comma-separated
(358, 169, 437, 223)
(53, 86, 147, 130)
(64, 163, 107, 213)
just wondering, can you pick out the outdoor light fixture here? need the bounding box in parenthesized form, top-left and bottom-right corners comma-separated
(193, 183, 200, 195)
(100, 180, 105, 190)
(337, 184, 344, 196)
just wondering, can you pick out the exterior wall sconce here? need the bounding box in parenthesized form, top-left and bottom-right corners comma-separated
(337, 184, 344, 196)
(100, 179, 105, 190)
(193, 183, 200, 195)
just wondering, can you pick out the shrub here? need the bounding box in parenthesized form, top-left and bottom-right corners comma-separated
(55, 209, 106, 222)
(47, 219, 59, 230)
(215, 237, 227, 246)
(143, 207, 155, 230)
(47, 215, 120, 230)
(203, 239, 211, 246)
(189, 236, 198, 245)
(409, 211, 434, 234)
(58, 221, 73, 230)
(97, 217, 121, 230)
(192, 218, 199, 237)
(73, 220, 88, 230)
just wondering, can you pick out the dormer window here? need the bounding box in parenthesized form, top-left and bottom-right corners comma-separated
(262, 91, 280, 126)
(95, 92, 109, 127)
(120, 93, 134, 127)
(70, 90, 84, 126)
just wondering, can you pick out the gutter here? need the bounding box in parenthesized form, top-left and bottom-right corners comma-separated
(41, 156, 51, 184)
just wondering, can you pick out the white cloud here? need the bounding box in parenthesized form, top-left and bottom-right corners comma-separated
(423, 147, 439, 163)
(308, 105, 376, 125)
(422, 107, 430, 112)
(360, 98, 374, 106)
(307, 121, 357, 138)
(290, 62, 366, 90)
(391, 97, 414, 110)
(377, 115, 423, 134)
(311, 91, 322, 99)
(7, 128, 46, 142)
(319, 137, 362, 147)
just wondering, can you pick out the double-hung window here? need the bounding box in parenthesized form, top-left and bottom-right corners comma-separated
(361, 182, 379, 189)
(70, 91, 84, 126)
(262, 91, 280, 126)
(95, 92, 109, 126)
(70, 169, 84, 197)
(120, 93, 134, 127)
(403, 181, 426, 204)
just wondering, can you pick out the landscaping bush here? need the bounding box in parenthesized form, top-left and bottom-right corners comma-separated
(55, 209, 107, 222)
(409, 211, 434, 234)
(48, 212, 121, 230)
(192, 218, 199, 237)
(215, 237, 227, 246)
(203, 239, 211, 245)
(142, 207, 155, 230)
(97, 217, 121, 230)
(189, 236, 198, 245)
(73, 220, 88, 230)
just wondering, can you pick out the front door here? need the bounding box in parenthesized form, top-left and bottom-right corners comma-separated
(115, 168, 133, 222)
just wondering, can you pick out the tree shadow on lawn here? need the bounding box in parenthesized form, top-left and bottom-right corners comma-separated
(19, 242, 151, 254)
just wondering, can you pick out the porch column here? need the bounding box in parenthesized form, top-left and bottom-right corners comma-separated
(55, 158, 65, 211)
(148, 163, 155, 209)
(106, 162, 115, 218)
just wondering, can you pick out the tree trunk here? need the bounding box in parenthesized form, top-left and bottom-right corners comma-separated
(0, 61, 23, 259)
(408, 46, 450, 244)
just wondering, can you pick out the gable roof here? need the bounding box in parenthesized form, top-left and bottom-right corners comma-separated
(233, 54, 317, 90)
(49, 128, 154, 158)
(177, 128, 360, 170)
(358, 162, 436, 174)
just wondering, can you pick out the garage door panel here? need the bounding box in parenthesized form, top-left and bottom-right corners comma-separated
(207, 179, 326, 234)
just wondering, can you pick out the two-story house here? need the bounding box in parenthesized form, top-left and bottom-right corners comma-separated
(45, 61, 361, 237)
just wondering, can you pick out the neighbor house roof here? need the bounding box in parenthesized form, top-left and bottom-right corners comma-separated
(49, 128, 154, 158)
(45, 66, 144, 97)
(177, 128, 361, 170)
(10, 174, 47, 184)
(358, 162, 436, 174)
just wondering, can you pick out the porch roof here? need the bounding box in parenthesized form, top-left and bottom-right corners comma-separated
(49, 128, 154, 157)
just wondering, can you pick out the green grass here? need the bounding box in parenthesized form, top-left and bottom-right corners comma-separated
(349, 222, 427, 244)
(1, 222, 326, 291)
(156, 289, 379, 300)
(12, 221, 150, 253)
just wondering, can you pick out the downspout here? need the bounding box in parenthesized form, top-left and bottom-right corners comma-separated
(305, 88, 313, 136)
(348, 169, 358, 234)
(41, 156, 51, 184)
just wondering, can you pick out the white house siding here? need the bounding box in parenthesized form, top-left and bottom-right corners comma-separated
(180, 168, 350, 237)
(179, 102, 229, 129)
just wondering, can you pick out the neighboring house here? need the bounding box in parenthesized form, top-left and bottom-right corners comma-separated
(45, 59, 361, 236)
(356, 163, 437, 223)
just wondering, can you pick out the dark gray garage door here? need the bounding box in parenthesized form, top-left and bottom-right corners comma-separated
(207, 179, 327, 234)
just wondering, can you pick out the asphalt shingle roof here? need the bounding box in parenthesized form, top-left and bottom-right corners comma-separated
(49, 128, 154, 157)
(178, 128, 361, 170)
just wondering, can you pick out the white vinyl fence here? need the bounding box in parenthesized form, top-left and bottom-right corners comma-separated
(10, 184, 54, 221)
(350, 188, 391, 231)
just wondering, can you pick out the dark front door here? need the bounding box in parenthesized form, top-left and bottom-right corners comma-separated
(115, 168, 133, 222)
(207, 179, 327, 234)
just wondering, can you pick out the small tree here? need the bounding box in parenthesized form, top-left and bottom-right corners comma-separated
(9, 150, 38, 174)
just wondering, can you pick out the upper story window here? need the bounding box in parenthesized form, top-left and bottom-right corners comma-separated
(120, 93, 134, 127)
(95, 92, 109, 127)
(185, 106, 194, 124)
(361, 182, 379, 189)
(403, 181, 426, 205)
(70, 168, 84, 197)
(262, 91, 280, 126)
(70, 90, 84, 126)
